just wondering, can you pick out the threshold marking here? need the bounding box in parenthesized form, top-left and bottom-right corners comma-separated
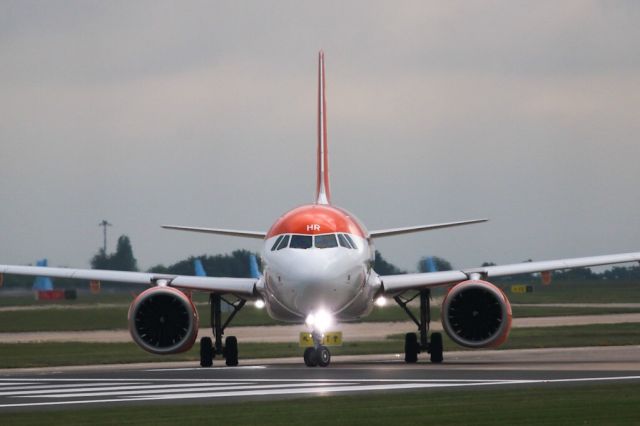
(1, 376, 639, 409)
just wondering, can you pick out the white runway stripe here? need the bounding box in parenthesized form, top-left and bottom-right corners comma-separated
(37, 382, 356, 399)
(0, 381, 525, 409)
(0, 382, 244, 396)
(0, 382, 140, 392)
(131, 382, 519, 401)
(1, 375, 639, 410)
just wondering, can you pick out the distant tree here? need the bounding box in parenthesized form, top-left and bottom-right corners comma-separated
(603, 265, 640, 281)
(90, 249, 109, 270)
(373, 251, 405, 275)
(91, 235, 138, 271)
(147, 264, 169, 274)
(148, 250, 260, 278)
(554, 267, 596, 281)
(418, 256, 453, 272)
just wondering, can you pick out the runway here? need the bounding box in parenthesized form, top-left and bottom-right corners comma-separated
(0, 345, 639, 411)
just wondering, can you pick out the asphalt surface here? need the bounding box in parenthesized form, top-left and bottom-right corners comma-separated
(1, 345, 639, 411)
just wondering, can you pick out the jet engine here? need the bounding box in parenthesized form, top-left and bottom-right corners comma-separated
(441, 280, 512, 348)
(128, 286, 199, 354)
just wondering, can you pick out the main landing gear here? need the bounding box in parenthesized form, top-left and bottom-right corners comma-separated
(200, 294, 246, 367)
(394, 289, 444, 364)
(303, 330, 331, 367)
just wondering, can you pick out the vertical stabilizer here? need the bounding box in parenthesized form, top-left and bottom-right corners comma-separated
(316, 50, 331, 205)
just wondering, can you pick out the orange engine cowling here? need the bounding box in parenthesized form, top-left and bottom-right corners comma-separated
(128, 286, 199, 355)
(441, 280, 512, 348)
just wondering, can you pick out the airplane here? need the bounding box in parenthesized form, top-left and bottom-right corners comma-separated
(2, 51, 640, 368)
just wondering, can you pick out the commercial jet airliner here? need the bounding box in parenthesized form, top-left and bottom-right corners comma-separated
(2, 52, 639, 367)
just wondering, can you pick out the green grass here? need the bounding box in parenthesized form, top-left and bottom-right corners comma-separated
(0, 291, 213, 307)
(1, 323, 639, 369)
(2, 302, 640, 333)
(2, 383, 640, 424)
(0, 292, 137, 307)
(387, 322, 640, 351)
(503, 279, 640, 303)
(0, 307, 131, 332)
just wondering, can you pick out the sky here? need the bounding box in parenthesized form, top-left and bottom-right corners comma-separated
(1, 0, 639, 273)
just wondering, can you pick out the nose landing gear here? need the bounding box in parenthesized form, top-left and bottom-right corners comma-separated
(303, 330, 331, 367)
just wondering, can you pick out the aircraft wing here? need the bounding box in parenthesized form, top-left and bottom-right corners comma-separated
(380, 251, 640, 294)
(0, 264, 257, 295)
(369, 219, 488, 238)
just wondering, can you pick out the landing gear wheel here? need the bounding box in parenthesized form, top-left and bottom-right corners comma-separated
(429, 332, 443, 364)
(224, 336, 239, 366)
(200, 337, 213, 367)
(317, 346, 331, 367)
(303, 347, 318, 367)
(404, 332, 419, 363)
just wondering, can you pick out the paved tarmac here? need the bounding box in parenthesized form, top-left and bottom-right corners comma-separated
(0, 345, 638, 411)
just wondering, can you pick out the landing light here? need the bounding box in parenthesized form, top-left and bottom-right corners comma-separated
(305, 309, 333, 332)
(375, 296, 387, 307)
(254, 299, 265, 309)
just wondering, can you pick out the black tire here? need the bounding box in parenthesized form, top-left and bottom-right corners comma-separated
(404, 332, 419, 363)
(429, 332, 443, 364)
(200, 337, 213, 367)
(317, 346, 331, 367)
(303, 347, 318, 367)
(225, 336, 238, 367)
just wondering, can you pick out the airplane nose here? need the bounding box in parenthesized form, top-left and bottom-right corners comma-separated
(294, 259, 362, 313)
(266, 250, 365, 315)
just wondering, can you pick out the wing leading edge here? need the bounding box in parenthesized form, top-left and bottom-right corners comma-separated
(0, 264, 257, 295)
(369, 219, 488, 238)
(380, 251, 640, 294)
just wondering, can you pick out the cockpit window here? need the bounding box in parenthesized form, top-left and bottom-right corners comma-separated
(337, 233, 351, 249)
(271, 235, 285, 251)
(290, 234, 312, 249)
(315, 234, 338, 249)
(343, 234, 358, 250)
(276, 234, 290, 250)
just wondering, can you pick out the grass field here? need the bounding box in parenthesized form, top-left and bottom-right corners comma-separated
(0, 322, 638, 369)
(2, 383, 639, 425)
(2, 302, 640, 333)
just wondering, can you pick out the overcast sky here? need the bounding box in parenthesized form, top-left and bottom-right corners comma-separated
(1, 0, 639, 272)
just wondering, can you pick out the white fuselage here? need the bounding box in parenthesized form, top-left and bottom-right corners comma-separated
(260, 232, 379, 323)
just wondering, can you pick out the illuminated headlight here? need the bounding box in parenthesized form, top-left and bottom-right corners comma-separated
(254, 299, 265, 309)
(305, 309, 333, 332)
(375, 296, 387, 307)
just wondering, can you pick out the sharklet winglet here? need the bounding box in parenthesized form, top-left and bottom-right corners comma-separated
(315, 50, 331, 205)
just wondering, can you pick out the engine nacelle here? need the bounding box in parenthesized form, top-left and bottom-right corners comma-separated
(441, 280, 512, 348)
(128, 286, 199, 355)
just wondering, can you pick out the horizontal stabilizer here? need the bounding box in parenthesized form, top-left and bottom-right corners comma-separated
(162, 225, 266, 239)
(369, 219, 488, 238)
